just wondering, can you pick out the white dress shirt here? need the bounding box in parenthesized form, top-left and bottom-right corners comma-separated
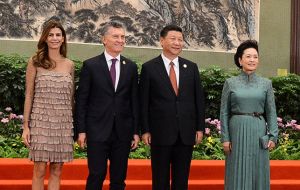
(105, 50, 121, 91)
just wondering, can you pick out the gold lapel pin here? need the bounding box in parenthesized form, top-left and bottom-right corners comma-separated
(122, 60, 126, 65)
(183, 64, 187, 68)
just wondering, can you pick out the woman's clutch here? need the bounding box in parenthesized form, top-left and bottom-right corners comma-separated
(259, 135, 269, 149)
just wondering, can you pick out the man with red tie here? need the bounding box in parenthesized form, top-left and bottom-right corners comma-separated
(75, 21, 139, 190)
(139, 25, 205, 190)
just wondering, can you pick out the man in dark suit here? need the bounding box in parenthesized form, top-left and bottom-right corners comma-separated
(75, 21, 139, 190)
(139, 25, 205, 190)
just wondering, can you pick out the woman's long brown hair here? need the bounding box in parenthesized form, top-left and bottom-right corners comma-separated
(32, 20, 67, 69)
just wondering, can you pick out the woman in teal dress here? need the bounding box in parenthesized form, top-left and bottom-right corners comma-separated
(220, 40, 278, 190)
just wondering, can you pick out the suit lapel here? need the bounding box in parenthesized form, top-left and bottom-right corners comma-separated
(178, 57, 188, 96)
(98, 53, 115, 91)
(116, 57, 127, 92)
(154, 56, 177, 96)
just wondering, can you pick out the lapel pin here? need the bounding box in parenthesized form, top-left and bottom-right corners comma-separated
(183, 64, 187, 68)
(122, 60, 126, 65)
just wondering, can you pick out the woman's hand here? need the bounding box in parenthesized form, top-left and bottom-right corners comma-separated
(268, 140, 276, 151)
(22, 127, 31, 147)
(223, 142, 232, 156)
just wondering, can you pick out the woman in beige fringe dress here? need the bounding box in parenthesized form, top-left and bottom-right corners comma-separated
(22, 20, 74, 190)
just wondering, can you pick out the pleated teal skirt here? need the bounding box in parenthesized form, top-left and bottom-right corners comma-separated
(225, 115, 270, 190)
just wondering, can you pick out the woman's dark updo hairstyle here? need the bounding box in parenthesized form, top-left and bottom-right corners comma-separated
(234, 40, 259, 69)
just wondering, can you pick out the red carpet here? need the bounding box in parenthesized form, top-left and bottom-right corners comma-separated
(0, 159, 299, 190)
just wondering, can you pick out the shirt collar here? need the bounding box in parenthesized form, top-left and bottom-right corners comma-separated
(161, 53, 179, 67)
(104, 50, 121, 63)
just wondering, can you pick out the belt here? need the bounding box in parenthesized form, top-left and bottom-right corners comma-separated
(231, 112, 264, 120)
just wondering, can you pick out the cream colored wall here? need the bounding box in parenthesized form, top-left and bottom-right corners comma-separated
(258, 0, 291, 76)
(0, 0, 291, 77)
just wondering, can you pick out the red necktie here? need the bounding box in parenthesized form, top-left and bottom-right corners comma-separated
(169, 62, 178, 95)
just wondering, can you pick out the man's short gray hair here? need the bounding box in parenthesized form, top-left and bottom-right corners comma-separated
(101, 21, 124, 36)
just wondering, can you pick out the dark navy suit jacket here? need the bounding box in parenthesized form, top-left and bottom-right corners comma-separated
(75, 53, 139, 142)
